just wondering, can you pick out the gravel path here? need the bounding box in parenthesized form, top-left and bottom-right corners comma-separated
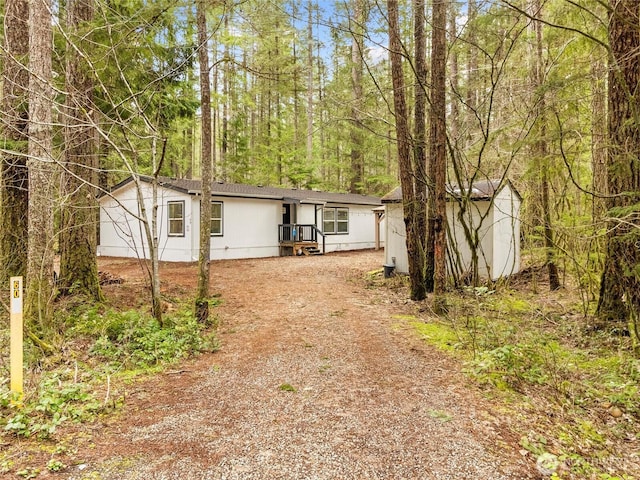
(68, 251, 535, 479)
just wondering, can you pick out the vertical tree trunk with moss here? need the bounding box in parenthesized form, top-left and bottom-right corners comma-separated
(414, 0, 430, 292)
(196, 0, 213, 324)
(430, 0, 448, 312)
(59, 0, 104, 301)
(26, 0, 56, 328)
(306, 0, 315, 171)
(597, 0, 640, 335)
(591, 60, 607, 222)
(349, 0, 365, 194)
(533, 0, 560, 291)
(388, 0, 426, 301)
(1, 0, 29, 283)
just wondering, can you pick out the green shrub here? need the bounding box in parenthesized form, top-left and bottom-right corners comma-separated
(1, 373, 102, 438)
(90, 308, 218, 368)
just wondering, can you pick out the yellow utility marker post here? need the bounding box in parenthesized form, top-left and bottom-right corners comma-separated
(10, 276, 23, 395)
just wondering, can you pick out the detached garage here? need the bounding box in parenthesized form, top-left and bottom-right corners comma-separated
(382, 179, 521, 282)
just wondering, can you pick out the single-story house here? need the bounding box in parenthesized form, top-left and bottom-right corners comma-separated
(98, 176, 383, 262)
(382, 179, 521, 281)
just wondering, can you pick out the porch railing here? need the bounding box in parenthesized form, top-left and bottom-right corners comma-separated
(279, 224, 325, 253)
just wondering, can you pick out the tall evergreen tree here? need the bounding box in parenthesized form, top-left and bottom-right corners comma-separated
(532, 0, 561, 291)
(59, 0, 104, 300)
(349, 0, 366, 194)
(195, 0, 213, 324)
(27, 0, 55, 328)
(597, 0, 640, 332)
(388, 0, 427, 300)
(429, 0, 448, 311)
(0, 0, 29, 282)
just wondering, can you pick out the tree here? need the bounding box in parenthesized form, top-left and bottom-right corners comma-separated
(0, 0, 29, 282)
(388, 0, 427, 300)
(414, 0, 430, 292)
(532, 0, 561, 291)
(597, 0, 640, 336)
(59, 0, 104, 300)
(195, 0, 213, 324)
(26, 0, 56, 328)
(429, 0, 448, 311)
(349, 0, 366, 194)
(306, 1, 315, 170)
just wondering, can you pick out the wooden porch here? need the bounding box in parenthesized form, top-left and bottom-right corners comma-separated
(278, 224, 325, 256)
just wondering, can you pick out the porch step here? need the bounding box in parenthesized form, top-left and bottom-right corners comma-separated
(302, 246, 323, 256)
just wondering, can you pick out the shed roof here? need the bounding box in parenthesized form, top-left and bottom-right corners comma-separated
(381, 179, 521, 204)
(108, 175, 382, 206)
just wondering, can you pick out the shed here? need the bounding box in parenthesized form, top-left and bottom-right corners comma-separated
(381, 179, 521, 281)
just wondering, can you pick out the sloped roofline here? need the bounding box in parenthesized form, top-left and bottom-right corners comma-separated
(381, 178, 522, 204)
(105, 175, 382, 206)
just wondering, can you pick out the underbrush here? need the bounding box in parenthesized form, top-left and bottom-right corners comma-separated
(382, 275, 639, 480)
(0, 302, 219, 442)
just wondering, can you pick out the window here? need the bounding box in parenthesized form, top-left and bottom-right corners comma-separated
(323, 207, 349, 235)
(211, 201, 223, 236)
(168, 201, 185, 236)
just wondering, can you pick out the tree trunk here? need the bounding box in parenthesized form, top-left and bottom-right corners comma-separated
(430, 0, 448, 312)
(307, 0, 314, 171)
(414, 0, 430, 292)
(349, 0, 365, 194)
(222, 14, 230, 181)
(533, 0, 560, 291)
(597, 0, 640, 332)
(388, 0, 426, 301)
(59, 0, 104, 301)
(26, 0, 56, 328)
(0, 0, 29, 282)
(591, 60, 607, 221)
(196, 0, 212, 324)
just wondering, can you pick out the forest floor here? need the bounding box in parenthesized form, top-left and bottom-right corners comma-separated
(1, 250, 542, 479)
(2, 249, 639, 479)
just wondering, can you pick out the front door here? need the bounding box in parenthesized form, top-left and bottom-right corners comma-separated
(282, 204, 291, 225)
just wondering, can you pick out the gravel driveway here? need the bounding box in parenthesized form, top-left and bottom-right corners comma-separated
(68, 250, 535, 479)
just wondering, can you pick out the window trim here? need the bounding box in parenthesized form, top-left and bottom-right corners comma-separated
(323, 206, 349, 235)
(167, 200, 185, 237)
(210, 201, 223, 237)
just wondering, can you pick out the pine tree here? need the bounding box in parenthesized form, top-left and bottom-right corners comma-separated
(0, 0, 29, 282)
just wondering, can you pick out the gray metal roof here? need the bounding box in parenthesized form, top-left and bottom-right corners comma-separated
(381, 179, 521, 203)
(110, 175, 382, 206)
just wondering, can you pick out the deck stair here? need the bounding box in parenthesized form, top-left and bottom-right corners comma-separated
(278, 223, 326, 256)
(300, 244, 323, 256)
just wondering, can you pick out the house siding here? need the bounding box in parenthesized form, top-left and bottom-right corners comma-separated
(322, 204, 379, 253)
(448, 199, 494, 280)
(491, 187, 521, 279)
(383, 182, 520, 280)
(195, 196, 282, 260)
(383, 203, 406, 272)
(99, 180, 382, 262)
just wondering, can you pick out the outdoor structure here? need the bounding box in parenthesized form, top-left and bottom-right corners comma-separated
(382, 179, 521, 281)
(98, 176, 383, 262)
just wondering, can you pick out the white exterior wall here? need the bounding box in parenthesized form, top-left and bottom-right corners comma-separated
(297, 203, 320, 224)
(100, 183, 381, 262)
(385, 201, 493, 278)
(384, 185, 520, 280)
(192, 195, 282, 260)
(491, 188, 521, 279)
(384, 203, 409, 273)
(322, 204, 379, 253)
(98, 182, 196, 262)
(448, 200, 493, 279)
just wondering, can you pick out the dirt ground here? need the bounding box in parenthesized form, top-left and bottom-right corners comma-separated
(4, 250, 538, 479)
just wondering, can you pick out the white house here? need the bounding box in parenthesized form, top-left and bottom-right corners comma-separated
(381, 179, 521, 281)
(98, 176, 383, 262)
